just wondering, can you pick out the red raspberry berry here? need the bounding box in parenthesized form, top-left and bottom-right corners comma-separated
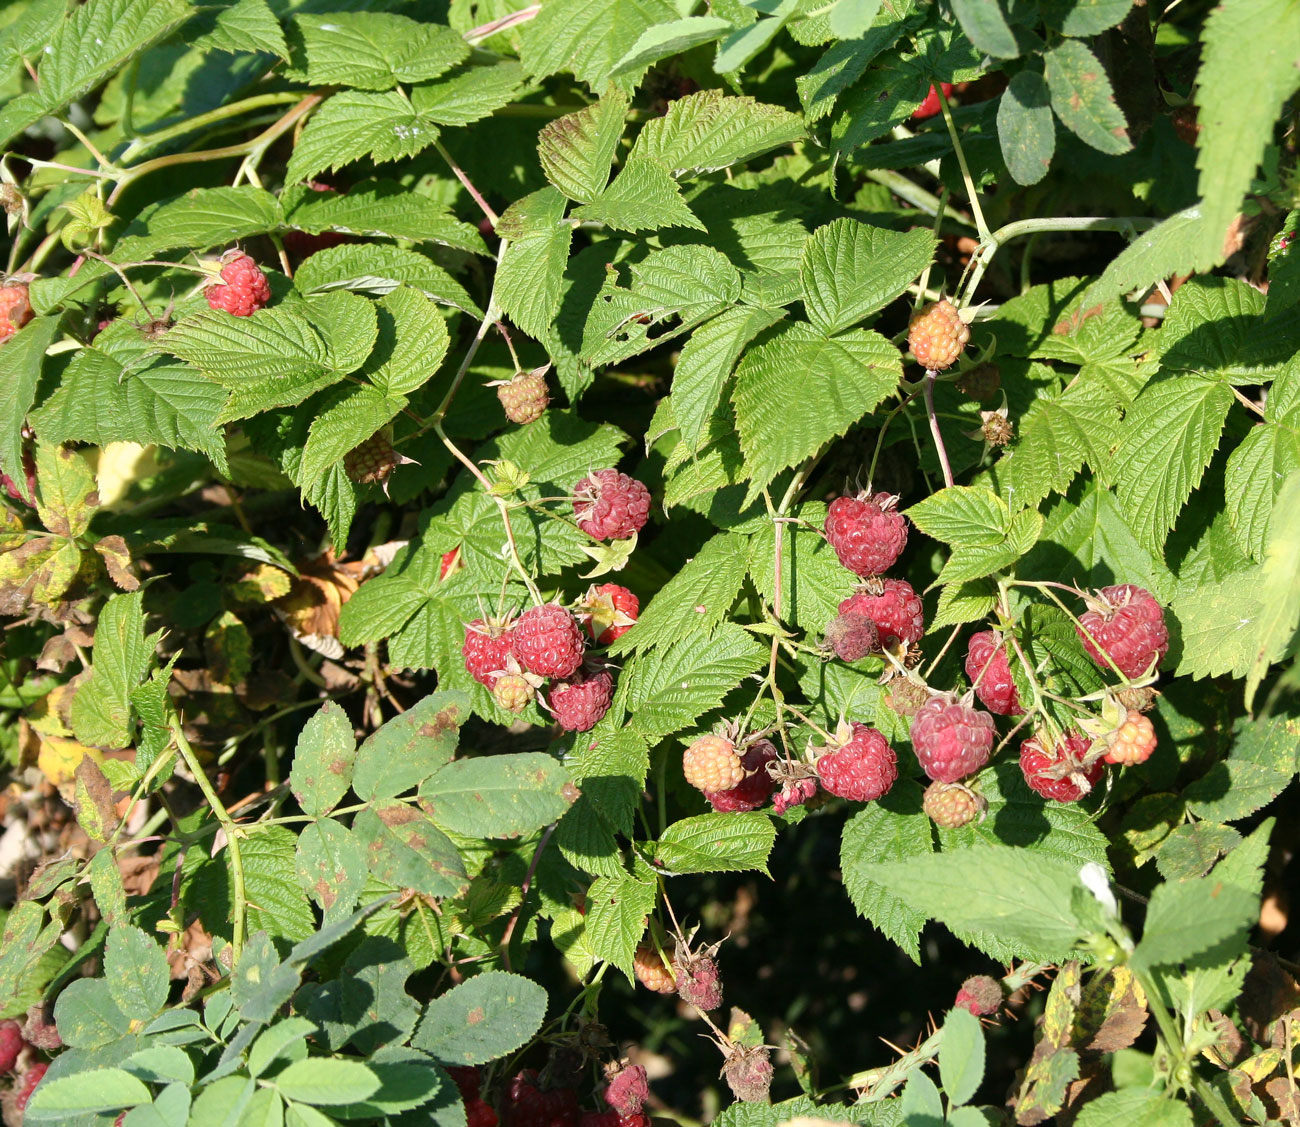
(579, 583, 639, 645)
(816, 724, 897, 802)
(911, 82, 955, 120)
(632, 946, 676, 994)
(1076, 584, 1169, 679)
(922, 781, 986, 828)
(824, 492, 908, 577)
(1019, 729, 1103, 802)
(964, 630, 1021, 715)
(451, 1067, 499, 1127)
(821, 612, 880, 662)
(954, 974, 1003, 1015)
(772, 775, 818, 815)
(343, 428, 406, 485)
(439, 547, 462, 581)
(682, 734, 744, 793)
(513, 604, 585, 678)
(674, 953, 723, 1011)
(603, 1065, 649, 1116)
(463, 618, 515, 689)
(497, 368, 549, 425)
(579, 1114, 618, 1127)
(839, 579, 925, 649)
(205, 252, 271, 317)
(704, 739, 777, 813)
(573, 470, 651, 541)
(1104, 710, 1157, 766)
(908, 299, 970, 371)
(910, 693, 996, 783)
(8, 1060, 48, 1121)
(0, 282, 33, 344)
(449, 1067, 482, 1101)
(503, 1073, 578, 1127)
(0, 1021, 24, 1072)
(468, 1099, 500, 1127)
(493, 673, 535, 714)
(550, 668, 614, 732)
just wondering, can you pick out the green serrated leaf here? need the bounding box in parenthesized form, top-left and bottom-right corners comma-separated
(654, 812, 776, 874)
(631, 90, 805, 175)
(413, 972, 548, 1065)
(997, 71, 1055, 186)
(419, 753, 576, 839)
(538, 91, 628, 203)
(572, 157, 703, 233)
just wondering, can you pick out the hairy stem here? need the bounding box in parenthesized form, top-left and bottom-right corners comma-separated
(923, 370, 954, 488)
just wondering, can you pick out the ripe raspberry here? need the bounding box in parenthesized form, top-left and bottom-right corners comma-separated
(7, 1060, 47, 1123)
(1076, 584, 1169, 679)
(908, 299, 970, 371)
(1020, 730, 1103, 802)
(603, 1065, 649, 1116)
(205, 251, 271, 317)
(682, 734, 744, 793)
(513, 604, 585, 678)
(772, 775, 818, 815)
(821, 612, 880, 662)
(816, 724, 897, 802)
(964, 630, 1021, 715)
(721, 1045, 772, 1104)
(922, 781, 986, 828)
(955, 974, 1003, 1016)
(839, 579, 925, 649)
(0, 283, 33, 345)
(910, 693, 996, 783)
(493, 673, 534, 714)
(573, 470, 651, 541)
(704, 739, 777, 813)
(674, 953, 723, 1011)
(439, 547, 462, 581)
(824, 492, 908, 577)
(911, 82, 955, 121)
(503, 1072, 578, 1127)
(579, 1114, 618, 1127)
(580, 583, 639, 645)
(497, 368, 549, 425)
(449, 1068, 483, 1101)
(463, 618, 515, 689)
(1104, 709, 1157, 766)
(343, 428, 403, 485)
(632, 945, 676, 994)
(0, 1021, 24, 1072)
(550, 669, 614, 732)
(467, 1099, 500, 1127)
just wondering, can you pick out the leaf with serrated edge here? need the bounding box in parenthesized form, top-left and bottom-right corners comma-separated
(539, 91, 628, 203)
(733, 324, 900, 503)
(631, 90, 805, 175)
(654, 812, 776, 874)
(572, 157, 703, 232)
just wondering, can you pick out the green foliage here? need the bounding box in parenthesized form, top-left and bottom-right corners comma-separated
(1, 0, 1297, 1124)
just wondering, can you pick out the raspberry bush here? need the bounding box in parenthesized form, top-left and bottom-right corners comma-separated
(0, 3, 1297, 1127)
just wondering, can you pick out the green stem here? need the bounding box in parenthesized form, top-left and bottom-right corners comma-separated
(862, 168, 975, 230)
(936, 83, 989, 242)
(120, 91, 306, 161)
(120, 58, 140, 141)
(170, 720, 247, 965)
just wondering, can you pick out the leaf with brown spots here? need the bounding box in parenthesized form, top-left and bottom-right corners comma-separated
(418, 751, 575, 839)
(289, 701, 357, 817)
(411, 970, 547, 1065)
(295, 817, 368, 921)
(351, 801, 467, 898)
(352, 689, 467, 800)
(1043, 40, 1132, 156)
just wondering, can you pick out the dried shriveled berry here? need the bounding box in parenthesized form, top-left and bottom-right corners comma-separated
(821, 612, 880, 662)
(955, 974, 1003, 1016)
(839, 579, 925, 649)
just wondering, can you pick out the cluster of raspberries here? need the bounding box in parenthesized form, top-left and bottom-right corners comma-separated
(462, 584, 639, 732)
(820, 490, 926, 664)
(450, 1062, 655, 1127)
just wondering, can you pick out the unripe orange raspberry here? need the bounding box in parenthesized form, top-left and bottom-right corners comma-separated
(922, 781, 986, 828)
(682, 735, 744, 793)
(497, 368, 549, 425)
(1104, 709, 1157, 765)
(632, 945, 676, 994)
(908, 299, 970, 371)
(493, 673, 533, 714)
